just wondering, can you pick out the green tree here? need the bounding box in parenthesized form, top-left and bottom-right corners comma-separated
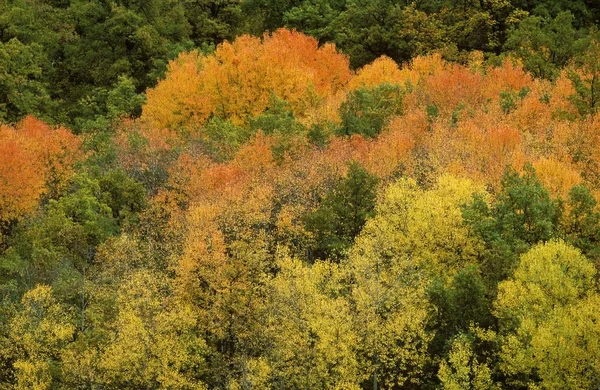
(504, 12, 589, 79)
(185, 0, 247, 45)
(436, 0, 510, 55)
(330, 2, 445, 68)
(106, 76, 147, 120)
(242, 0, 304, 32)
(510, 0, 596, 28)
(199, 117, 249, 162)
(0, 39, 52, 123)
(249, 94, 307, 162)
(98, 169, 147, 226)
(463, 166, 561, 287)
(0, 0, 192, 128)
(567, 38, 600, 116)
(428, 266, 494, 362)
(283, 0, 343, 42)
(0, 174, 118, 303)
(249, 94, 306, 137)
(305, 162, 379, 261)
(337, 83, 403, 138)
(561, 184, 600, 262)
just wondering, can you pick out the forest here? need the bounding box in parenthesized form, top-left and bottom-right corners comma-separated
(1, 0, 600, 388)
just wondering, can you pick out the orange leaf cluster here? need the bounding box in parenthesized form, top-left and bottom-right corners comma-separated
(143, 29, 352, 131)
(0, 116, 82, 222)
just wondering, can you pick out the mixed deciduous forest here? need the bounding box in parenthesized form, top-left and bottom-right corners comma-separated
(1, 0, 600, 388)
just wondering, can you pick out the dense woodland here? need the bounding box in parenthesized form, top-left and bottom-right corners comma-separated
(2, 0, 600, 388)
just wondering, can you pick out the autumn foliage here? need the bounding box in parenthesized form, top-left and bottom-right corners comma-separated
(5, 28, 600, 390)
(141, 34, 600, 199)
(0, 116, 81, 224)
(143, 29, 352, 130)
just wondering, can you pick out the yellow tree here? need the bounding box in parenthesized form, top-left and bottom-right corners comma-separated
(267, 254, 361, 389)
(342, 175, 488, 388)
(344, 178, 428, 389)
(346, 214, 431, 389)
(438, 331, 497, 390)
(10, 285, 75, 390)
(173, 192, 275, 387)
(495, 240, 597, 388)
(531, 294, 600, 389)
(97, 270, 207, 389)
(348, 56, 406, 90)
(141, 51, 213, 131)
(397, 175, 486, 279)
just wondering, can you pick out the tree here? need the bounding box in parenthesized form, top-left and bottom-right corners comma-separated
(462, 166, 561, 287)
(504, 12, 588, 79)
(0, 39, 52, 123)
(305, 162, 379, 261)
(142, 29, 351, 130)
(97, 270, 207, 388)
(357, 175, 485, 281)
(9, 285, 75, 389)
(494, 240, 597, 388)
(394, 175, 485, 279)
(98, 169, 147, 226)
(140, 50, 213, 131)
(561, 184, 600, 262)
(183, 0, 246, 47)
(0, 117, 81, 229)
(330, 2, 446, 68)
(531, 294, 600, 389)
(438, 331, 496, 390)
(174, 203, 274, 388)
(567, 38, 600, 115)
(282, 0, 343, 42)
(336, 175, 484, 388)
(428, 266, 495, 364)
(113, 119, 181, 194)
(0, 127, 45, 227)
(350, 56, 404, 89)
(344, 184, 432, 388)
(16, 116, 83, 199)
(494, 166, 560, 246)
(105, 76, 146, 120)
(510, 0, 596, 28)
(337, 83, 404, 138)
(267, 255, 361, 389)
(249, 93, 308, 162)
(0, 0, 193, 128)
(1, 174, 118, 305)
